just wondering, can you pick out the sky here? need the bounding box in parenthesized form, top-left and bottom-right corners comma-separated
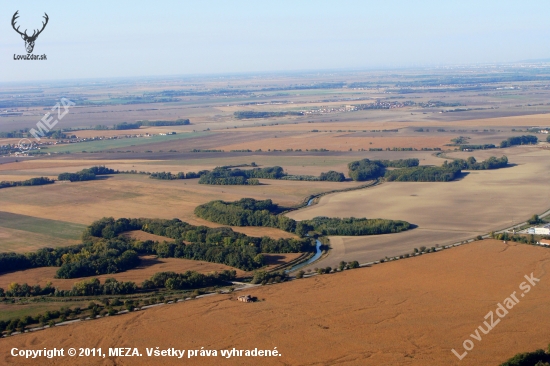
(1, 0, 550, 83)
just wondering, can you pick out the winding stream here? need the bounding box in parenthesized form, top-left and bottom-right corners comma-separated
(285, 239, 322, 273)
(286, 197, 322, 272)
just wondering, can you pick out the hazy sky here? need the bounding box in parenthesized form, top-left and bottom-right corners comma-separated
(1, 0, 550, 82)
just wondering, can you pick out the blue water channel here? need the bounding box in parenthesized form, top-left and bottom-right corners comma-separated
(285, 197, 322, 272)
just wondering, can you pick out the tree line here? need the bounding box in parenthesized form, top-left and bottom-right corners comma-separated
(0, 216, 314, 276)
(384, 166, 461, 182)
(348, 158, 419, 181)
(460, 144, 496, 150)
(89, 217, 312, 269)
(142, 270, 236, 290)
(58, 166, 117, 182)
(500, 346, 550, 366)
(100, 165, 347, 185)
(195, 198, 413, 236)
(0, 238, 140, 279)
(195, 198, 295, 231)
(500, 135, 538, 148)
(150, 171, 186, 180)
(234, 111, 303, 119)
(198, 166, 284, 185)
(113, 119, 190, 130)
(0, 269, 236, 299)
(301, 217, 411, 236)
(0, 177, 54, 189)
(445, 156, 508, 170)
(348, 156, 509, 183)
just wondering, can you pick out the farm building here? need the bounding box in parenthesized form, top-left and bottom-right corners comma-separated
(238, 295, 253, 303)
(527, 224, 550, 235)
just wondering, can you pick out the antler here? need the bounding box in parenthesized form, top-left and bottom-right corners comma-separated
(11, 11, 27, 37)
(29, 13, 49, 39)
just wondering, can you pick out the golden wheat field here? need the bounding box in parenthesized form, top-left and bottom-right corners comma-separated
(3, 240, 549, 366)
(287, 146, 550, 268)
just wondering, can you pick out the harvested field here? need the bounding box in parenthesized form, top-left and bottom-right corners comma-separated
(287, 146, 550, 269)
(44, 131, 208, 154)
(0, 174, 360, 227)
(216, 132, 452, 151)
(0, 256, 248, 291)
(0, 253, 300, 291)
(231, 113, 550, 132)
(3, 240, 550, 365)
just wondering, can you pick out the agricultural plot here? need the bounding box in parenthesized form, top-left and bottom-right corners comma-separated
(0, 212, 85, 252)
(3, 240, 550, 366)
(287, 146, 550, 268)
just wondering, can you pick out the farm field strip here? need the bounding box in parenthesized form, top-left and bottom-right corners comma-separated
(3, 240, 549, 366)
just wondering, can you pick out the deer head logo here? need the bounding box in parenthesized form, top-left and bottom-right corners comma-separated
(12, 11, 49, 54)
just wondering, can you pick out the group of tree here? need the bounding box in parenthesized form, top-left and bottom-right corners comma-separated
(195, 198, 413, 237)
(348, 158, 420, 181)
(250, 270, 288, 285)
(500, 135, 538, 148)
(379, 159, 420, 168)
(460, 144, 496, 150)
(348, 157, 510, 183)
(113, 119, 190, 130)
(500, 345, 550, 366)
(197, 166, 348, 185)
(194, 199, 295, 231)
(528, 214, 544, 225)
(0, 309, 66, 333)
(136, 119, 190, 126)
(384, 165, 461, 182)
(89, 217, 312, 270)
(198, 168, 258, 185)
(0, 216, 314, 276)
(348, 159, 386, 181)
(319, 170, 346, 181)
(300, 217, 411, 236)
(0, 177, 54, 189)
(0, 269, 237, 299)
(0, 282, 55, 297)
(149, 171, 186, 180)
(445, 156, 508, 170)
(57, 277, 137, 297)
(234, 111, 303, 119)
(198, 166, 284, 185)
(142, 270, 236, 290)
(0, 236, 140, 279)
(58, 166, 117, 182)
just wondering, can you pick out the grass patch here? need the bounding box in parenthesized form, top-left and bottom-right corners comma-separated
(44, 131, 209, 153)
(0, 211, 85, 241)
(0, 301, 89, 322)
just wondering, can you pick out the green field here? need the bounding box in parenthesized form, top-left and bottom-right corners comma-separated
(0, 211, 85, 241)
(42, 131, 209, 153)
(0, 301, 90, 322)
